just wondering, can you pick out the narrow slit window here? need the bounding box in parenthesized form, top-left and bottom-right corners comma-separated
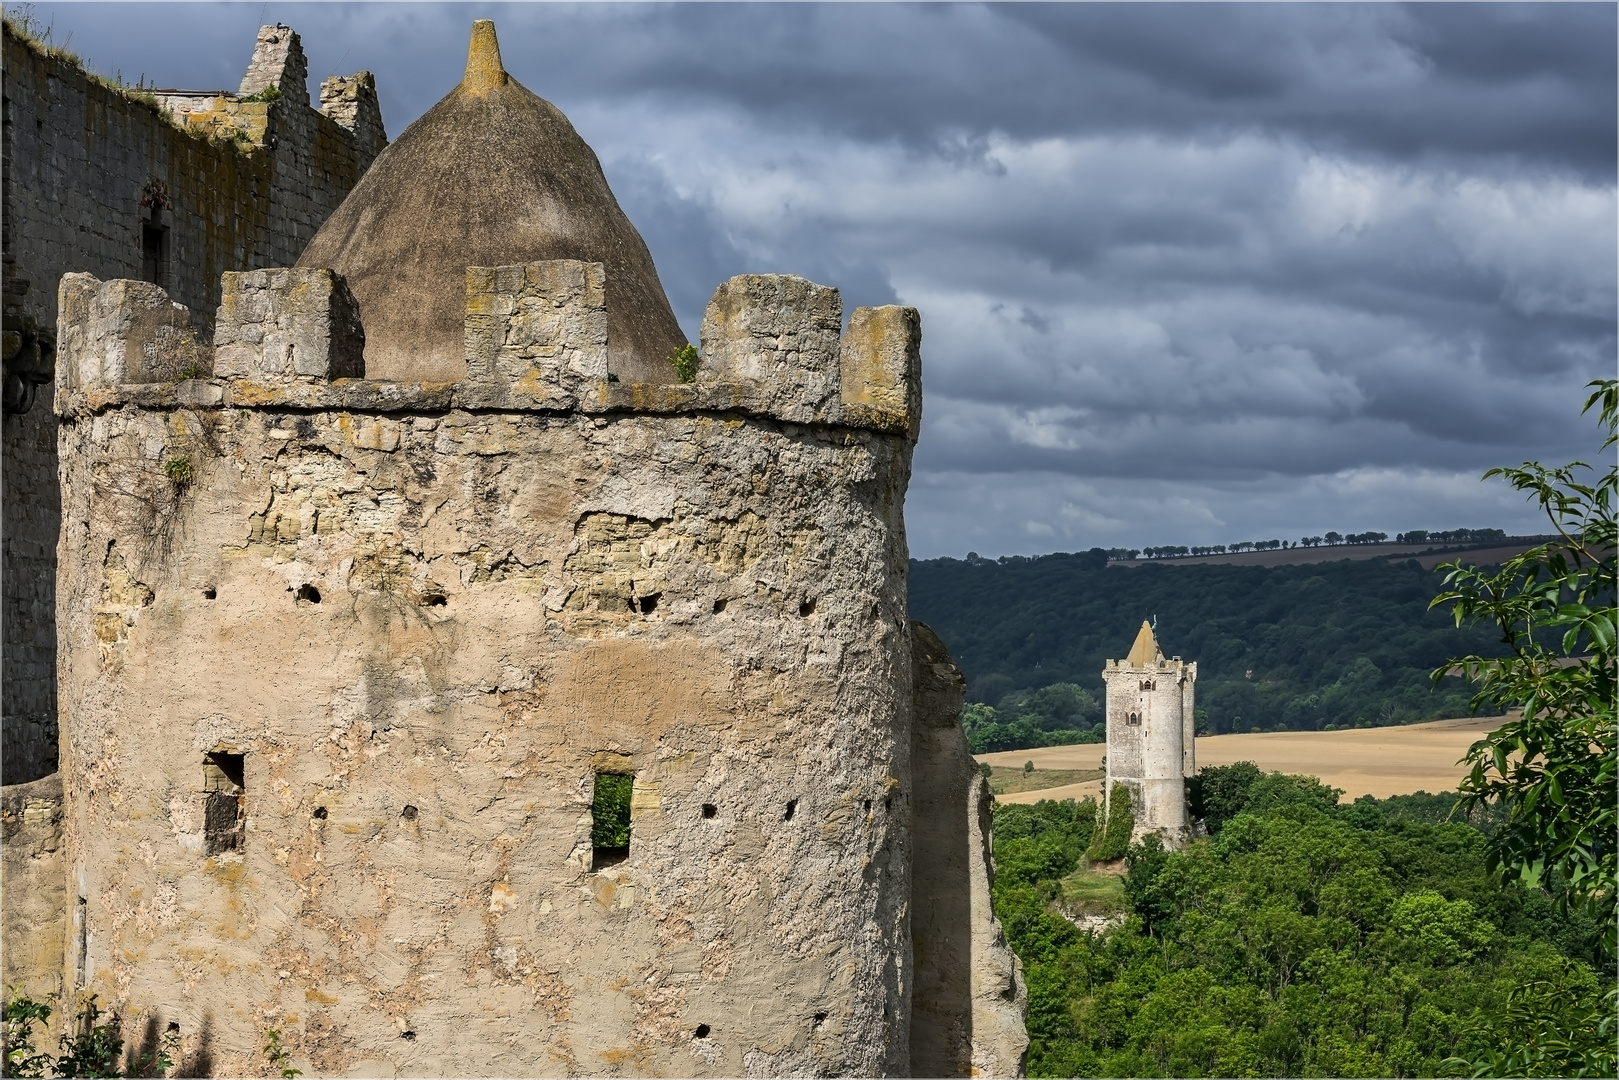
(202, 752, 244, 855)
(591, 772, 632, 870)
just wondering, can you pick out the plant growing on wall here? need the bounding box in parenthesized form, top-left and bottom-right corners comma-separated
(1083, 784, 1133, 862)
(162, 455, 193, 488)
(2, 993, 176, 1078)
(262, 1029, 301, 1079)
(238, 85, 282, 104)
(671, 344, 699, 384)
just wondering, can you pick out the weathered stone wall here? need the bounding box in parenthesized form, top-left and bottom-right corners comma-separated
(3, 22, 382, 331)
(1, 255, 59, 780)
(0, 773, 66, 1010)
(1, 20, 384, 781)
(50, 265, 937, 1076)
(909, 622, 1027, 1077)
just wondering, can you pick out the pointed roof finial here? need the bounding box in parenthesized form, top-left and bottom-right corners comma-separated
(463, 20, 506, 94)
(1126, 619, 1160, 667)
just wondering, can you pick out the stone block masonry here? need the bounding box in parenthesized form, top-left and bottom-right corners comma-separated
(214, 268, 365, 382)
(1, 19, 385, 781)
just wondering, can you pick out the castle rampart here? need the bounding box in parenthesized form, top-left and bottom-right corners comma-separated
(4, 20, 1028, 1070)
(1, 20, 385, 782)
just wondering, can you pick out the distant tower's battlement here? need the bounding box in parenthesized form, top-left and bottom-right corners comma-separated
(1102, 621, 1196, 846)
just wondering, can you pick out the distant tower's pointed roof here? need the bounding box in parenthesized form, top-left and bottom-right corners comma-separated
(297, 20, 687, 383)
(1126, 620, 1160, 667)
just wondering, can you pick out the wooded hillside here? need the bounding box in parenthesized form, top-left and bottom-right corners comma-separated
(908, 551, 1508, 751)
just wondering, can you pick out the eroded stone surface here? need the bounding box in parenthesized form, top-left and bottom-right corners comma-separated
(0, 773, 65, 1028)
(56, 396, 919, 1075)
(699, 275, 843, 424)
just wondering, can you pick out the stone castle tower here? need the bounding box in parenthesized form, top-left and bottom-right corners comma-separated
(1102, 620, 1196, 845)
(27, 21, 1028, 1077)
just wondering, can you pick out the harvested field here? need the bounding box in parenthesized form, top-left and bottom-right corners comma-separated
(980, 714, 1508, 806)
(985, 765, 1102, 797)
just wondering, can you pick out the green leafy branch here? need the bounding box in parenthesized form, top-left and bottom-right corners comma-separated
(1431, 378, 1617, 962)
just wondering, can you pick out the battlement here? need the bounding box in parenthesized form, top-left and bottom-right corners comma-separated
(55, 264, 923, 437)
(1104, 655, 1193, 675)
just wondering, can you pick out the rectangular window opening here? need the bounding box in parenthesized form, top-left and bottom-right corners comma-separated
(590, 772, 632, 871)
(203, 752, 244, 855)
(141, 221, 169, 290)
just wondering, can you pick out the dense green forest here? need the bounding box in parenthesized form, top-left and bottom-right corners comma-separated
(994, 768, 1615, 1078)
(908, 552, 1509, 751)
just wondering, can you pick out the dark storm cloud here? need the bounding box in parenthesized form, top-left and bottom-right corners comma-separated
(18, 2, 1617, 556)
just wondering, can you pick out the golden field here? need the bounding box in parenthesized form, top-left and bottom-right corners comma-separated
(978, 714, 1507, 806)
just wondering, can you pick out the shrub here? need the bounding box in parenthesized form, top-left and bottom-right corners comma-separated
(671, 344, 699, 384)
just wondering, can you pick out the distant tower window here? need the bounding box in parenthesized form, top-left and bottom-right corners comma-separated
(1139, 680, 1156, 692)
(202, 751, 244, 854)
(590, 772, 632, 870)
(1127, 712, 1141, 726)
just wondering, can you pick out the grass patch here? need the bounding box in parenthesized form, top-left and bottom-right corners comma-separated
(986, 766, 1102, 796)
(1058, 864, 1129, 915)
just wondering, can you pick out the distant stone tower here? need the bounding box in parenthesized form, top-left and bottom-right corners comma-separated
(1102, 621, 1196, 845)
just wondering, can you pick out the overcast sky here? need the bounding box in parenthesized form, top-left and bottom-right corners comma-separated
(22, 2, 1617, 557)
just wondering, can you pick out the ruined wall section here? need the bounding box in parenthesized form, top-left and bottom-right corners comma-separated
(2, 21, 382, 334)
(1, 20, 384, 782)
(909, 622, 1028, 1078)
(51, 265, 925, 1077)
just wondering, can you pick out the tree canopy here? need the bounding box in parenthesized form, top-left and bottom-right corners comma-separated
(994, 773, 1613, 1079)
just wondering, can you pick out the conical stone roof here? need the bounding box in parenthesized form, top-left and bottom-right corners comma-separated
(297, 21, 687, 383)
(1125, 620, 1160, 668)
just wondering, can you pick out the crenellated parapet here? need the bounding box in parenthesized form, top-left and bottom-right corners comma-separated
(55, 264, 923, 438)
